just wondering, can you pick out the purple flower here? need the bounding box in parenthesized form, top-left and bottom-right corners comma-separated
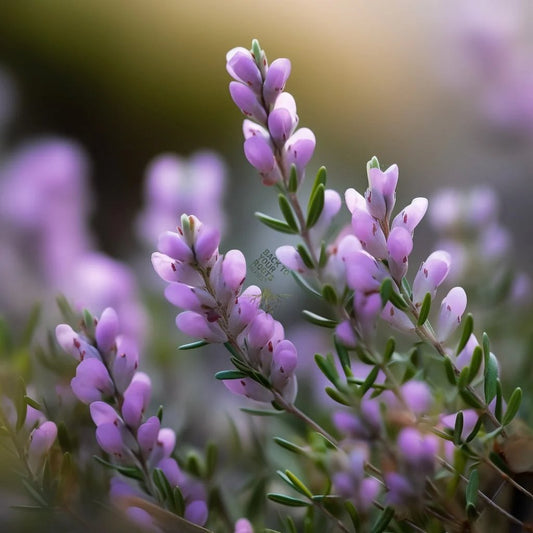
(412, 250, 451, 306)
(263, 58, 291, 107)
(122, 372, 152, 428)
(365, 162, 398, 221)
(437, 286, 467, 342)
(71, 358, 114, 404)
(96, 422, 124, 458)
(28, 421, 57, 472)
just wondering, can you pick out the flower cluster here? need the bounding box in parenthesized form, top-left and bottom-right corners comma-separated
(55, 308, 207, 527)
(151, 214, 298, 404)
(227, 41, 315, 186)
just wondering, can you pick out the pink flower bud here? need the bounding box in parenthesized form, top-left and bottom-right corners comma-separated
(137, 416, 161, 457)
(387, 226, 413, 282)
(95, 307, 119, 353)
(437, 286, 467, 342)
(185, 500, 208, 527)
(263, 58, 291, 107)
(157, 231, 193, 262)
(229, 82, 267, 124)
(96, 422, 124, 457)
(222, 250, 247, 291)
(122, 372, 151, 428)
(351, 207, 388, 259)
(412, 250, 451, 306)
(28, 421, 57, 472)
(90, 401, 120, 426)
(176, 311, 228, 343)
(392, 197, 428, 233)
(71, 358, 114, 404)
(226, 47, 262, 92)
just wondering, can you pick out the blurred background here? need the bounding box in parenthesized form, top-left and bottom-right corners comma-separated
(1, 0, 533, 262)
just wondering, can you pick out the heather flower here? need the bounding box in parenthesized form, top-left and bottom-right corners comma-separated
(27, 420, 58, 473)
(436, 286, 468, 342)
(234, 518, 254, 533)
(227, 40, 315, 186)
(411, 250, 451, 307)
(55, 308, 207, 525)
(152, 215, 299, 404)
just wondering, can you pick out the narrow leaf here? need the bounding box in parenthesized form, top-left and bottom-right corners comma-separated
(288, 164, 298, 193)
(310, 166, 327, 199)
(278, 194, 299, 232)
(321, 284, 337, 305)
(502, 387, 522, 426)
(467, 346, 482, 383)
(314, 354, 339, 385)
(24, 396, 43, 412)
(371, 506, 395, 533)
(325, 387, 350, 406)
(360, 366, 380, 396)
(453, 411, 464, 445)
(465, 469, 479, 509)
(456, 313, 473, 355)
(443, 356, 457, 385)
(267, 493, 310, 507)
(306, 183, 325, 228)
(297, 244, 315, 269)
(274, 438, 307, 456)
(214, 370, 247, 380)
(302, 310, 337, 328)
(240, 407, 282, 417)
(290, 271, 321, 298)
(417, 293, 432, 326)
(178, 340, 208, 350)
(255, 212, 298, 234)
(285, 470, 313, 499)
(484, 352, 499, 404)
(334, 335, 351, 371)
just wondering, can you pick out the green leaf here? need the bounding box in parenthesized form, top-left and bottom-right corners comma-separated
(417, 293, 432, 326)
(457, 366, 470, 390)
(380, 278, 408, 310)
(24, 396, 43, 412)
(93, 456, 144, 480)
(285, 470, 313, 499)
(344, 500, 360, 530)
(465, 415, 483, 443)
(325, 387, 350, 406)
(251, 39, 263, 68)
(314, 354, 339, 385)
(306, 183, 325, 228)
(274, 438, 308, 456)
(482, 332, 490, 365)
(156, 405, 164, 423)
(318, 241, 328, 268)
(371, 506, 395, 533)
(453, 411, 464, 445)
(153, 467, 174, 505)
(334, 335, 351, 371)
(267, 493, 311, 507)
(278, 194, 299, 232)
(185, 451, 204, 478)
(310, 166, 327, 199)
(467, 346, 482, 383)
(214, 370, 247, 380)
(360, 366, 380, 396)
(302, 310, 337, 328)
(443, 356, 457, 385)
(290, 271, 321, 298)
(456, 313, 473, 355)
(178, 340, 208, 350)
(321, 284, 337, 305)
(255, 212, 298, 234)
(502, 387, 522, 426)
(484, 352, 499, 404)
(286, 516, 298, 533)
(224, 342, 241, 358)
(173, 486, 186, 516)
(465, 468, 479, 510)
(494, 379, 503, 422)
(297, 244, 315, 269)
(459, 387, 483, 409)
(288, 164, 298, 193)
